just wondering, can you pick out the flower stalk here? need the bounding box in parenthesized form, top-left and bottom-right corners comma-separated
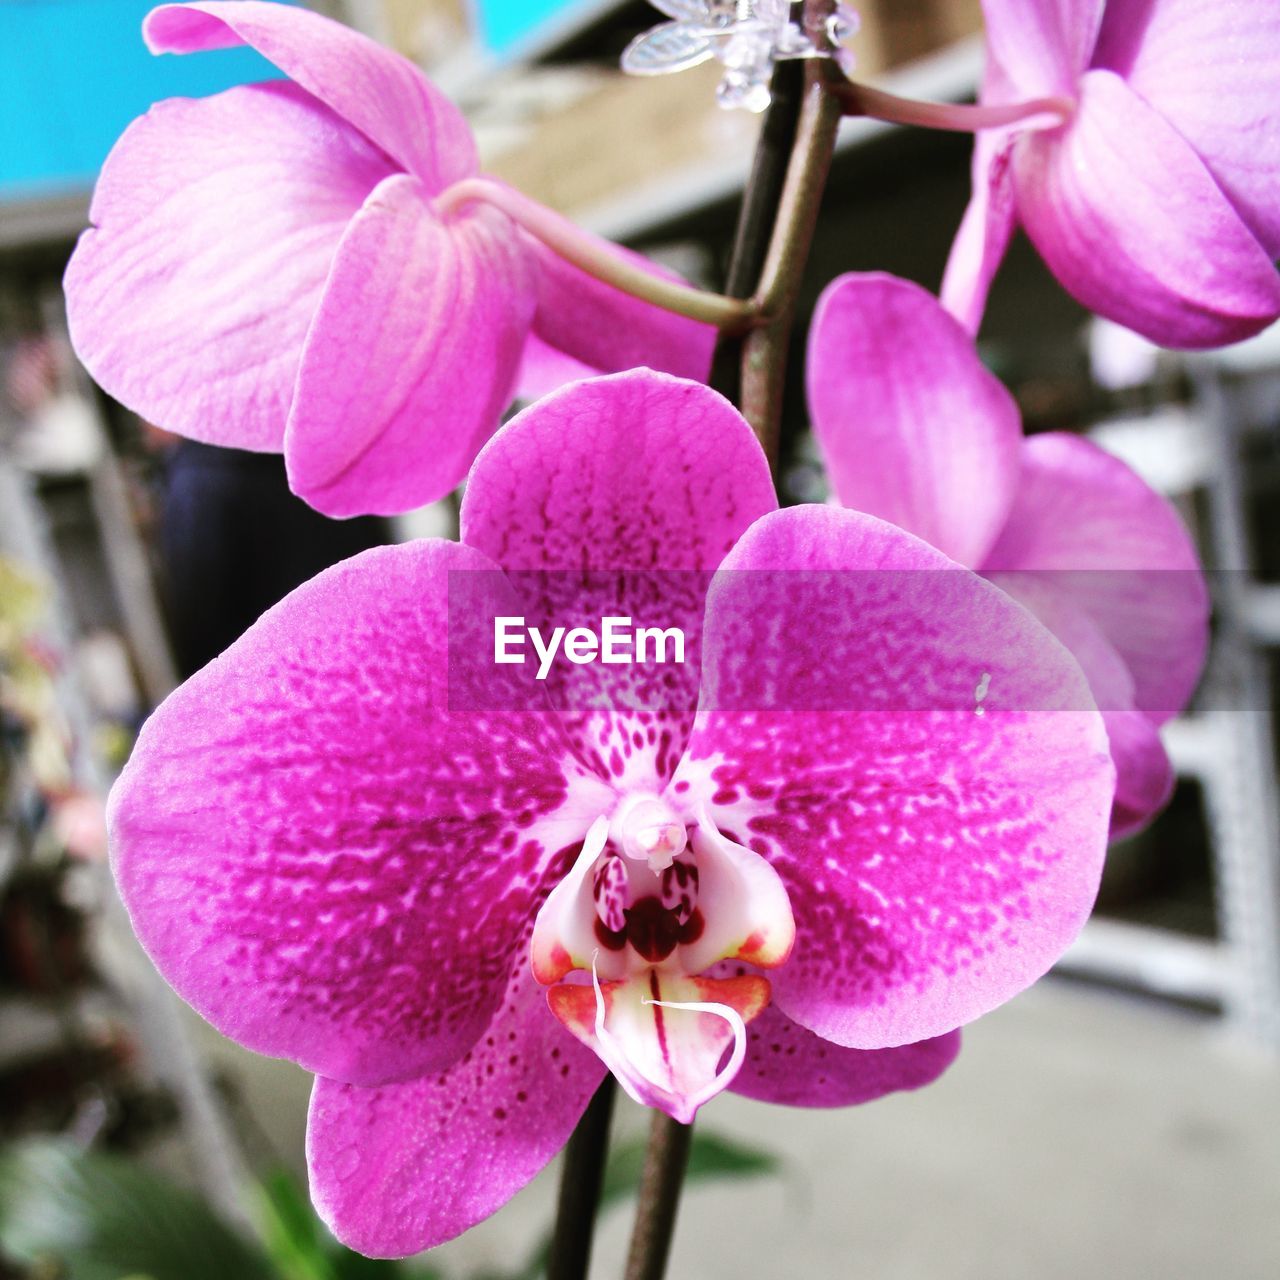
(623, 1111, 695, 1280)
(435, 178, 759, 331)
(707, 57, 806, 408)
(834, 81, 1074, 132)
(547, 1077, 617, 1280)
(621, 29, 843, 1279)
(741, 54, 844, 465)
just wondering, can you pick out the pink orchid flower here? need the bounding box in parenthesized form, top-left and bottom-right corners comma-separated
(809, 272, 1209, 838)
(941, 0, 1280, 349)
(110, 370, 1114, 1255)
(63, 2, 715, 518)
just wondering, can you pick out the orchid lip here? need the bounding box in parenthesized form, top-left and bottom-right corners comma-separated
(588, 952, 751, 1124)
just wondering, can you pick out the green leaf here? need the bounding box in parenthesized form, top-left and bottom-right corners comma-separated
(253, 1167, 338, 1280)
(253, 1167, 431, 1280)
(684, 1129, 780, 1184)
(0, 1139, 278, 1280)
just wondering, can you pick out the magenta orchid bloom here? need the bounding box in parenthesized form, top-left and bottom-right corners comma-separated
(63, 2, 714, 518)
(942, 0, 1280, 349)
(110, 370, 1114, 1256)
(809, 273, 1209, 838)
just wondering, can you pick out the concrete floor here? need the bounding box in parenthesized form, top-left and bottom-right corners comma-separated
(202, 979, 1280, 1280)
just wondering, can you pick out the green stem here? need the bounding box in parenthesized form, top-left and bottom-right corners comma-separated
(741, 56, 844, 466)
(617, 60, 814, 1280)
(436, 178, 759, 331)
(708, 58, 806, 405)
(620, 19, 847, 1280)
(622, 1111, 694, 1280)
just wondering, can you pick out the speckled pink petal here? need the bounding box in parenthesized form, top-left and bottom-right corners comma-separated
(109, 540, 611, 1087)
(522, 230, 717, 383)
(64, 82, 392, 453)
(285, 175, 536, 518)
(1013, 70, 1280, 349)
(308, 955, 604, 1258)
(732, 996, 961, 1108)
(986, 568, 1174, 839)
(979, 0, 1103, 97)
(144, 1, 476, 191)
(461, 371, 776, 788)
(464, 372, 774, 572)
(983, 432, 1208, 725)
(1095, 0, 1280, 257)
(680, 505, 1113, 1050)
(808, 273, 1021, 568)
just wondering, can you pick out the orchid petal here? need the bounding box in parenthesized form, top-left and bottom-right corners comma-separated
(308, 957, 604, 1257)
(986, 567, 1174, 838)
(530, 816, 611, 985)
(462, 371, 776, 789)
(983, 432, 1208, 725)
(1104, 710, 1175, 840)
(521, 228, 717, 383)
(144, 1, 476, 190)
(675, 812, 795, 975)
(109, 540, 610, 1086)
(728, 978, 961, 1107)
(1013, 70, 1280, 349)
(808, 274, 1021, 568)
(285, 174, 535, 517)
(1095, 0, 1280, 257)
(64, 82, 392, 453)
(515, 332, 598, 402)
(682, 505, 1113, 1049)
(463, 372, 775, 573)
(548, 969, 770, 1123)
(978, 0, 1104, 97)
(939, 123, 1018, 336)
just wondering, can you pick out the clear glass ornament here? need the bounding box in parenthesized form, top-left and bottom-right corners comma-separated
(622, 1, 859, 114)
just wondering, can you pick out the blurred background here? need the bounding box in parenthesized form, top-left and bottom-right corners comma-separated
(0, 1, 1278, 1277)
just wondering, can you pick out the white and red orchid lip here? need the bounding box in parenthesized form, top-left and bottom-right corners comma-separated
(549, 962, 770, 1125)
(531, 796, 795, 1122)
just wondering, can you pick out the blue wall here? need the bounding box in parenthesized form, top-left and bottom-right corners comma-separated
(474, 0, 584, 55)
(0, 0, 292, 199)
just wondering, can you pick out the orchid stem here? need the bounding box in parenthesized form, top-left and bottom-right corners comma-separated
(547, 1076, 617, 1280)
(436, 178, 758, 332)
(740, 49, 844, 466)
(613, 59, 808, 1280)
(622, 21, 840, 1280)
(835, 81, 1073, 132)
(623, 1111, 694, 1280)
(708, 58, 805, 407)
